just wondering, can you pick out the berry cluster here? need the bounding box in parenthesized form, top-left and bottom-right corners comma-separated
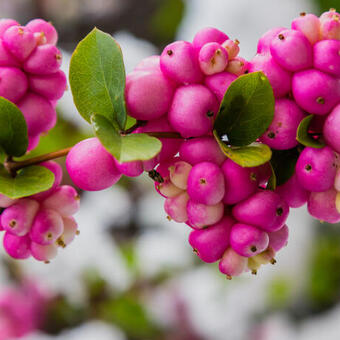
(0, 161, 80, 262)
(0, 18, 66, 150)
(251, 9, 340, 223)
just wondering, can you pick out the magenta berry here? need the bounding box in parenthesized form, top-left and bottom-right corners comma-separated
(295, 146, 337, 192)
(324, 104, 340, 153)
(257, 27, 285, 54)
(198, 42, 228, 75)
(0, 39, 19, 67)
(225, 57, 250, 76)
(320, 11, 340, 40)
(134, 55, 161, 72)
(125, 70, 175, 120)
(291, 13, 321, 45)
(188, 216, 234, 263)
(3, 233, 31, 259)
(219, 247, 247, 278)
(0, 19, 19, 38)
(232, 190, 289, 232)
(229, 223, 269, 257)
(313, 39, 340, 77)
(114, 159, 144, 177)
(168, 84, 218, 138)
(204, 71, 237, 102)
(26, 19, 58, 45)
(169, 161, 192, 190)
(192, 27, 229, 51)
(222, 39, 240, 60)
(66, 138, 122, 191)
(268, 224, 289, 252)
(0, 67, 28, 102)
(187, 162, 225, 205)
(31, 242, 58, 262)
(160, 41, 203, 84)
(164, 192, 189, 223)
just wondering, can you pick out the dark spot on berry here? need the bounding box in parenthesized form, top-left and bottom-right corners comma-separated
(268, 131, 275, 139)
(167, 49, 173, 56)
(9, 220, 16, 228)
(276, 207, 284, 216)
(216, 49, 221, 55)
(47, 233, 53, 240)
(244, 69, 249, 74)
(316, 97, 325, 104)
(200, 178, 207, 184)
(300, 12, 306, 16)
(250, 172, 257, 181)
(206, 110, 214, 117)
(278, 34, 285, 40)
(305, 164, 312, 171)
(251, 246, 257, 253)
(202, 225, 209, 229)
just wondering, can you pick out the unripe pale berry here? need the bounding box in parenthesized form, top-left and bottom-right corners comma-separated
(23, 44, 62, 75)
(270, 29, 313, 72)
(219, 247, 248, 278)
(249, 54, 291, 98)
(160, 41, 203, 84)
(60, 216, 78, 246)
(156, 179, 183, 198)
(225, 57, 250, 76)
(257, 27, 286, 54)
(187, 200, 224, 229)
(268, 224, 289, 252)
(222, 39, 240, 60)
(192, 27, 229, 51)
(204, 71, 237, 102)
(0, 39, 19, 67)
(320, 12, 340, 40)
(30, 209, 64, 245)
(3, 26, 36, 61)
(232, 190, 289, 232)
(0, 19, 19, 38)
(26, 19, 58, 45)
(308, 189, 340, 223)
(3, 232, 31, 259)
(30, 242, 58, 262)
(295, 146, 337, 192)
(66, 138, 122, 191)
(1, 199, 39, 236)
(187, 162, 225, 205)
(323, 104, 340, 153)
(229, 223, 269, 257)
(252, 247, 276, 266)
(189, 216, 234, 263)
(125, 70, 175, 120)
(169, 161, 192, 190)
(0, 194, 17, 208)
(260, 98, 305, 150)
(28, 70, 67, 100)
(313, 39, 340, 77)
(168, 84, 218, 138)
(335, 168, 340, 191)
(164, 192, 189, 223)
(291, 13, 321, 45)
(198, 42, 228, 75)
(292, 69, 340, 115)
(134, 55, 161, 72)
(43, 185, 80, 217)
(0, 67, 28, 102)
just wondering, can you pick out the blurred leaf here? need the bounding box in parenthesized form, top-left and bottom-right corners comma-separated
(69, 28, 126, 129)
(0, 97, 28, 157)
(120, 243, 139, 273)
(0, 146, 5, 163)
(125, 115, 137, 130)
(267, 277, 292, 309)
(297, 115, 325, 148)
(0, 165, 54, 199)
(313, 0, 340, 14)
(214, 72, 275, 146)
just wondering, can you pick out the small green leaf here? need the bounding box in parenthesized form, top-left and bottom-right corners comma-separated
(91, 114, 162, 163)
(214, 72, 275, 146)
(0, 165, 54, 199)
(270, 148, 299, 186)
(69, 28, 127, 129)
(0, 97, 28, 157)
(267, 163, 277, 190)
(214, 131, 272, 167)
(297, 115, 325, 148)
(0, 146, 5, 163)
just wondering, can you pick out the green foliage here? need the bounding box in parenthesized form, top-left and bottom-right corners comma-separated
(0, 97, 28, 158)
(92, 114, 162, 162)
(214, 72, 275, 147)
(267, 277, 292, 309)
(69, 28, 127, 130)
(0, 165, 54, 199)
(297, 115, 325, 149)
(313, 0, 340, 14)
(267, 163, 277, 190)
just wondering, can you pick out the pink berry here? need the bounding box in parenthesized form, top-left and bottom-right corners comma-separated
(198, 42, 228, 75)
(3, 232, 31, 259)
(232, 190, 289, 232)
(229, 223, 269, 257)
(187, 162, 225, 205)
(335, 168, 340, 191)
(260, 98, 305, 150)
(0, 67, 28, 102)
(188, 216, 234, 263)
(125, 70, 175, 120)
(292, 69, 340, 115)
(0, 39, 19, 67)
(204, 71, 237, 102)
(0, 19, 19, 38)
(142, 157, 159, 172)
(160, 41, 203, 84)
(27, 134, 40, 152)
(156, 179, 183, 198)
(313, 39, 340, 77)
(179, 136, 226, 166)
(164, 192, 189, 223)
(308, 189, 340, 223)
(249, 53, 291, 98)
(31, 242, 58, 262)
(291, 13, 321, 45)
(3, 26, 36, 61)
(0, 194, 17, 208)
(295, 146, 337, 192)
(168, 84, 218, 138)
(221, 159, 258, 205)
(222, 39, 240, 60)
(60, 216, 78, 246)
(28, 70, 67, 100)
(270, 29, 313, 72)
(257, 27, 286, 54)
(268, 224, 289, 252)
(219, 247, 247, 278)
(17, 92, 57, 136)
(23, 44, 62, 75)
(66, 138, 122, 191)
(26, 19, 58, 45)
(225, 57, 250, 76)
(320, 12, 340, 40)
(30, 209, 64, 245)
(192, 27, 229, 51)
(187, 200, 224, 229)
(169, 161, 192, 190)
(323, 104, 340, 153)
(114, 159, 144, 177)
(134, 55, 161, 72)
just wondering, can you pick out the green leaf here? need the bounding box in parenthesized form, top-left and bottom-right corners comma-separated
(0, 97, 28, 157)
(0, 146, 5, 164)
(270, 148, 299, 186)
(69, 28, 127, 130)
(266, 163, 277, 190)
(214, 131, 272, 167)
(214, 72, 275, 146)
(297, 115, 325, 148)
(91, 114, 162, 163)
(0, 165, 54, 199)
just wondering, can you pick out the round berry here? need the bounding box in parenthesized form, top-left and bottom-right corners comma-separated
(3, 232, 31, 259)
